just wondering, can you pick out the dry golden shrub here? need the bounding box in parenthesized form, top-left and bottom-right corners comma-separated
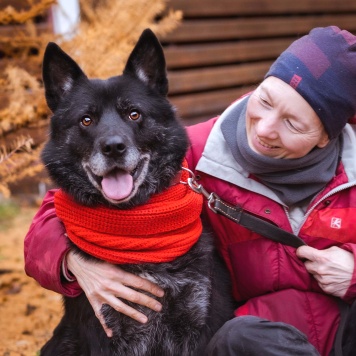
(0, 0, 182, 197)
(0, 66, 47, 136)
(0, 0, 56, 25)
(64, 0, 182, 78)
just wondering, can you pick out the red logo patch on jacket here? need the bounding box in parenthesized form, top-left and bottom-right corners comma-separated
(302, 208, 356, 243)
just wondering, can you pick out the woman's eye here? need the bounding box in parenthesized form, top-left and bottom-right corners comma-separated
(81, 116, 92, 127)
(129, 110, 141, 121)
(260, 96, 270, 106)
(285, 119, 301, 133)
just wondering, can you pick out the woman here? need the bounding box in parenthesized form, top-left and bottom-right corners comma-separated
(25, 26, 356, 355)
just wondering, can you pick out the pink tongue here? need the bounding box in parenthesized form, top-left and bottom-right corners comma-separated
(101, 170, 133, 201)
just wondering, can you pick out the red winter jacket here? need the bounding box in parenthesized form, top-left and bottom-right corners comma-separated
(24, 99, 356, 356)
(185, 112, 356, 355)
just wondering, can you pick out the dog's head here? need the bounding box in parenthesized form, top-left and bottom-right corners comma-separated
(42, 29, 188, 207)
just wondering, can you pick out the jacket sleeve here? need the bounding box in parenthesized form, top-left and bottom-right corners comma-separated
(24, 189, 82, 297)
(341, 242, 356, 303)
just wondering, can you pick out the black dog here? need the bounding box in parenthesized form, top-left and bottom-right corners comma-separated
(41, 29, 234, 355)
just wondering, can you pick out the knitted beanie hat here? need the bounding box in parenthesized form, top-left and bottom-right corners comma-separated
(265, 26, 356, 139)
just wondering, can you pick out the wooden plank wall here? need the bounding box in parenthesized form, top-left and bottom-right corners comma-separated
(163, 0, 356, 125)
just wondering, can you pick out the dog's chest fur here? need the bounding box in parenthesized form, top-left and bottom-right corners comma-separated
(61, 233, 218, 355)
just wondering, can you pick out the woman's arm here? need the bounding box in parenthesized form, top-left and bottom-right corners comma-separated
(24, 190, 82, 296)
(24, 190, 165, 336)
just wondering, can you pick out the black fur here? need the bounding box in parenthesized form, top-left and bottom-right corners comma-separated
(41, 29, 235, 355)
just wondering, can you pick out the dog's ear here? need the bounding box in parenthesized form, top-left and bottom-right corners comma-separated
(42, 42, 87, 112)
(123, 29, 168, 96)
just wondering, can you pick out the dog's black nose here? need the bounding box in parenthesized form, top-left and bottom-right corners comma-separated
(101, 136, 127, 157)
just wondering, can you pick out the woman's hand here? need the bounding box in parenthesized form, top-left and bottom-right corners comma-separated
(66, 250, 164, 337)
(296, 245, 354, 298)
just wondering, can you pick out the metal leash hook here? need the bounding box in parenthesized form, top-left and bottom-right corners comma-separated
(181, 166, 218, 213)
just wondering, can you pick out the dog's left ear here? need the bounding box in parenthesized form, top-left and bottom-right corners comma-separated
(123, 29, 168, 96)
(42, 42, 87, 112)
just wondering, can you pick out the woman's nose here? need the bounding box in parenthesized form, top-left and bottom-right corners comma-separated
(255, 115, 279, 139)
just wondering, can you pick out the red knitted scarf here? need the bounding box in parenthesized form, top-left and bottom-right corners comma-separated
(54, 162, 203, 264)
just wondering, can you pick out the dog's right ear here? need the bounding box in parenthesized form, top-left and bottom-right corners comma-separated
(123, 29, 168, 96)
(42, 42, 87, 112)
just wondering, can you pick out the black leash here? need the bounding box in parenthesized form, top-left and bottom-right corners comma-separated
(213, 198, 306, 248)
(181, 167, 306, 248)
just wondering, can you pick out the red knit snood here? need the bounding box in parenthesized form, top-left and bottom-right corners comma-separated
(54, 162, 203, 264)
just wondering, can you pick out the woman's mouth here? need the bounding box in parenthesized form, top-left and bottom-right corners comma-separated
(256, 136, 279, 149)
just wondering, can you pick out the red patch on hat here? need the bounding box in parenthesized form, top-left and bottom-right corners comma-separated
(348, 114, 356, 124)
(290, 74, 302, 89)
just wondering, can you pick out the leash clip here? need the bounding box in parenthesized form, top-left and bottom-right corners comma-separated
(181, 167, 218, 213)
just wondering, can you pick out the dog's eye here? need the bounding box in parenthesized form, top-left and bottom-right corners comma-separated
(129, 110, 141, 121)
(81, 116, 92, 126)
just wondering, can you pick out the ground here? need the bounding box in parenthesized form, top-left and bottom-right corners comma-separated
(0, 206, 62, 356)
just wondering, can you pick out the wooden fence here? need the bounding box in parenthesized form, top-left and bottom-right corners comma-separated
(164, 0, 356, 125)
(2, 0, 356, 195)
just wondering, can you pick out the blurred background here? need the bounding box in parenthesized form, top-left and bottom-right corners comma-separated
(0, 0, 355, 354)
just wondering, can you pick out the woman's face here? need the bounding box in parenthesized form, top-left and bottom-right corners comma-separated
(246, 76, 329, 159)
